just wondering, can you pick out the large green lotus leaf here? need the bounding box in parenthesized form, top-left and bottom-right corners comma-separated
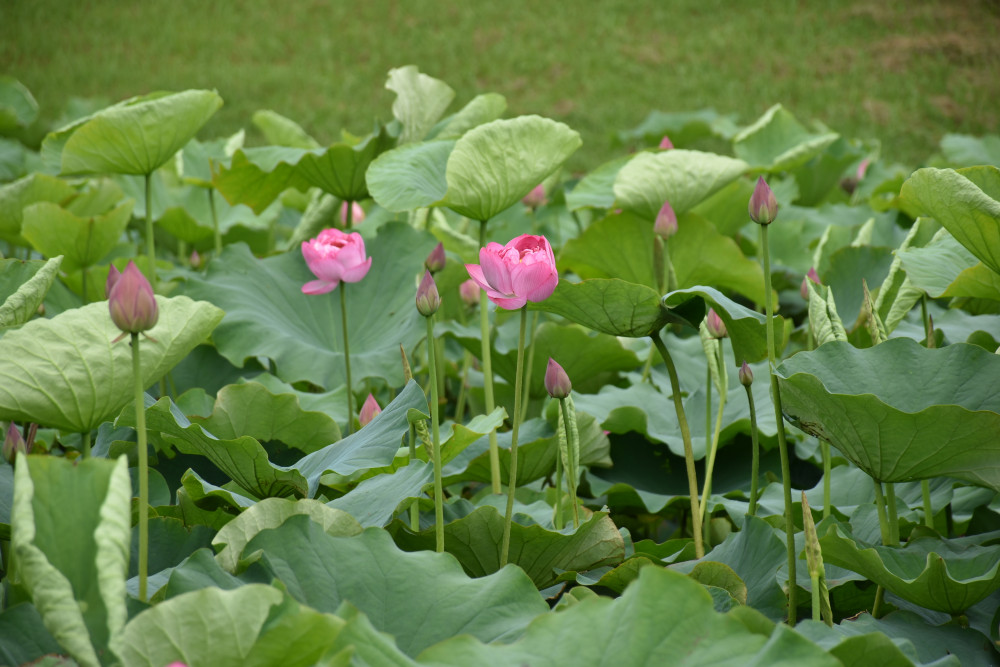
(444, 320, 639, 398)
(13, 455, 130, 667)
(390, 506, 625, 589)
(213, 498, 362, 572)
(419, 566, 839, 666)
(177, 131, 247, 187)
(941, 134, 1000, 168)
(794, 619, 956, 667)
(441, 115, 582, 221)
(245, 516, 548, 657)
(559, 211, 658, 287)
(612, 149, 749, 220)
(196, 381, 342, 453)
(874, 218, 940, 333)
(430, 92, 507, 140)
(0, 76, 39, 132)
(251, 110, 319, 149)
(120, 380, 426, 500)
(0, 603, 64, 667)
(116, 584, 286, 666)
(617, 108, 740, 146)
(790, 137, 867, 206)
(733, 104, 840, 172)
(21, 200, 131, 272)
(662, 286, 788, 364)
(821, 245, 895, 328)
(0, 295, 223, 432)
(0, 255, 61, 329)
(0, 172, 76, 244)
(565, 154, 634, 211)
(365, 140, 455, 213)
(327, 461, 433, 528)
(294, 126, 395, 202)
(900, 166, 1000, 274)
(183, 223, 436, 388)
(819, 521, 1000, 614)
(530, 278, 687, 338)
(691, 178, 757, 238)
(212, 146, 317, 214)
(48, 90, 223, 176)
(839, 611, 997, 667)
(898, 233, 1000, 301)
(776, 339, 1000, 489)
(387, 65, 455, 144)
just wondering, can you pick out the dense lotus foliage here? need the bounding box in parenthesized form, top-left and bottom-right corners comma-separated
(2, 67, 1000, 666)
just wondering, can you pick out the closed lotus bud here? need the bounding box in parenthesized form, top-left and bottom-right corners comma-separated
(856, 158, 871, 181)
(340, 201, 365, 226)
(655, 200, 678, 239)
(705, 308, 727, 339)
(425, 242, 446, 274)
(658, 135, 674, 150)
(359, 394, 381, 427)
(189, 249, 202, 269)
(108, 261, 159, 334)
(459, 279, 479, 307)
(415, 271, 441, 317)
(3, 422, 27, 464)
(544, 357, 572, 399)
(522, 184, 546, 209)
(105, 264, 122, 299)
(800, 267, 821, 300)
(739, 361, 753, 387)
(748, 176, 778, 225)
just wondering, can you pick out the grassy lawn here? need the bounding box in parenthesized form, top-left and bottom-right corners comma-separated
(2, 0, 998, 171)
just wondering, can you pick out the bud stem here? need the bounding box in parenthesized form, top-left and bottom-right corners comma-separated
(744, 383, 760, 516)
(344, 198, 354, 230)
(760, 223, 797, 623)
(821, 440, 832, 520)
(553, 448, 564, 530)
(144, 173, 157, 293)
(340, 284, 354, 435)
(500, 306, 528, 566)
(922, 480, 934, 528)
(426, 315, 444, 553)
(131, 332, 149, 602)
(209, 188, 222, 257)
(81, 430, 91, 460)
(479, 220, 502, 494)
(558, 396, 581, 529)
(520, 312, 540, 418)
(408, 424, 420, 531)
(651, 331, 704, 558)
(700, 346, 728, 524)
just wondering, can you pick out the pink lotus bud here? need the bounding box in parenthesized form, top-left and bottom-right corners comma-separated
(189, 249, 202, 269)
(544, 358, 572, 399)
(340, 201, 365, 226)
(105, 264, 121, 299)
(705, 308, 727, 339)
(739, 361, 753, 387)
(164, 663, 189, 667)
(301, 228, 372, 295)
(800, 267, 821, 299)
(359, 393, 381, 427)
(856, 158, 870, 181)
(416, 270, 441, 317)
(522, 184, 546, 209)
(748, 176, 778, 225)
(658, 135, 674, 150)
(108, 261, 159, 334)
(3, 422, 27, 464)
(425, 242, 446, 274)
(459, 279, 479, 307)
(655, 200, 678, 239)
(465, 234, 558, 310)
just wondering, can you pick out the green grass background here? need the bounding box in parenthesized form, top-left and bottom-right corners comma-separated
(2, 0, 998, 171)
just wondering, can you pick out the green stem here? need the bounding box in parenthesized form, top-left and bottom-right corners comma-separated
(811, 571, 821, 622)
(559, 396, 581, 529)
(500, 307, 528, 566)
(131, 332, 149, 602)
(427, 316, 443, 553)
(81, 430, 91, 460)
(651, 331, 704, 558)
(640, 345, 655, 383)
(520, 311, 540, 418)
(344, 199, 354, 230)
(478, 220, 501, 494)
(760, 223, 796, 623)
(81, 264, 89, 304)
(745, 384, 760, 516)
(920, 294, 930, 342)
(209, 189, 222, 256)
(553, 450, 563, 530)
(873, 479, 892, 546)
(664, 237, 676, 293)
(144, 173, 157, 292)
(872, 585, 885, 619)
(886, 482, 900, 545)
(340, 284, 354, 435)
(408, 424, 419, 531)
(821, 440, 832, 520)
(454, 351, 471, 424)
(921, 480, 934, 528)
(700, 372, 727, 523)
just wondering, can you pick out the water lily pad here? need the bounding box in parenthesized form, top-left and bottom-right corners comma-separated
(776, 339, 1000, 490)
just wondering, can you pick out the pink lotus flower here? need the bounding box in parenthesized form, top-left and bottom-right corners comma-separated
(105, 264, 121, 299)
(301, 228, 372, 295)
(705, 308, 727, 339)
(748, 177, 778, 225)
(544, 358, 572, 399)
(425, 242, 446, 273)
(465, 234, 558, 310)
(359, 393, 381, 427)
(655, 200, 678, 239)
(415, 270, 441, 317)
(800, 267, 821, 300)
(522, 184, 546, 209)
(459, 279, 480, 307)
(340, 201, 365, 226)
(108, 261, 158, 334)
(658, 135, 674, 150)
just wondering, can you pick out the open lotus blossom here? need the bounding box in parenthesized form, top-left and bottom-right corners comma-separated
(465, 234, 558, 310)
(359, 393, 381, 427)
(301, 228, 372, 295)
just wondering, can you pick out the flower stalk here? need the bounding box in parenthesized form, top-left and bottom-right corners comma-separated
(740, 362, 761, 516)
(500, 306, 528, 565)
(478, 221, 502, 494)
(132, 332, 149, 602)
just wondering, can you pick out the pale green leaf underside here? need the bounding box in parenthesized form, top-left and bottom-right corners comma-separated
(0, 255, 62, 329)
